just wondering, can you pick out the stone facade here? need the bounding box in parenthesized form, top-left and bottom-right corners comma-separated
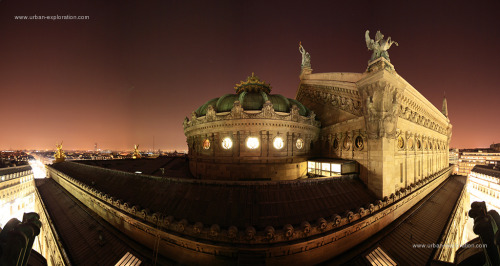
(297, 58, 452, 198)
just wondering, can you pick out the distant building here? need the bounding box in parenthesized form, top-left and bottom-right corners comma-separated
(0, 165, 35, 228)
(468, 164, 500, 211)
(458, 149, 500, 176)
(491, 143, 500, 152)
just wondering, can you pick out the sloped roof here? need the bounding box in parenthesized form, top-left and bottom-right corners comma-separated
(50, 161, 377, 229)
(35, 178, 150, 265)
(343, 175, 467, 265)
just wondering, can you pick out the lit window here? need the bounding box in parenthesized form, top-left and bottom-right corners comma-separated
(221, 137, 233, 150)
(203, 139, 210, 150)
(273, 137, 284, 150)
(246, 137, 259, 149)
(296, 138, 304, 150)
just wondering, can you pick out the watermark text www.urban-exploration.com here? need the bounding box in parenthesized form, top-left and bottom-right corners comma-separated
(412, 243, 487, 249)
(14, 15, 90, 21)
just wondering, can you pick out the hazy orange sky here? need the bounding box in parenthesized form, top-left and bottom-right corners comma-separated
(1, 1, 499, 151)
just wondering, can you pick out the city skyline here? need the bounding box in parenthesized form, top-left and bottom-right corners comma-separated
(1, 1, 499, 150)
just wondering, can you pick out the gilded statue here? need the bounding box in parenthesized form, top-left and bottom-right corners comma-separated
(54, 142, 66, 163)
(299, 41, 311, 69)
(365, 30, 398, 62)
(133, 144, 141, 159)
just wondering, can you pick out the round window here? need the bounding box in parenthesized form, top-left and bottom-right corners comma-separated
(221, 137, 233, 150)
(273, 137, 284, 150)
(246, 137, 259, 149)
(296, 138, 304, 149)
(203, 139, 211, 150)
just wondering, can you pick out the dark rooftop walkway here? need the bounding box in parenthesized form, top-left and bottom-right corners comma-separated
(339, 175, 467, 265)
(50, 161, 378, 229)
(36, 178, 174, 265)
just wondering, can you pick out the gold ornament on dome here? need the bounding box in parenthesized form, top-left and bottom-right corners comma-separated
(234, 72, 271, 94)
(355, 136, 364, 150)
(397, 136, 405, 150)
(203, 139, 211, 150)
(343, 136, 352, 150)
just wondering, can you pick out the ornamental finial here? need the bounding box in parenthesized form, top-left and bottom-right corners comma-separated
(234, 73, 271, 94)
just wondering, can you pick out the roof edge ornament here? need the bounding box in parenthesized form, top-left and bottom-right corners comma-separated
(365, 30, 398, 64)
(234, 72, 271, 94)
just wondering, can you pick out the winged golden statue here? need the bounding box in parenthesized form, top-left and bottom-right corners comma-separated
(133, 144, 141, 159)
(54, 142, 66, 163)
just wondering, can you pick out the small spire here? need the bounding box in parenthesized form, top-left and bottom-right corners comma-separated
(441, 92, 448, 117)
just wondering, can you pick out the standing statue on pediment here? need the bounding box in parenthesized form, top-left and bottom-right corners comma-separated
(299, 41, 311, 69)
(365, 30, 398, 62)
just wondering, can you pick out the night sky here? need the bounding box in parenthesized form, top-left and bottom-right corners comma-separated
(1, 1, 499, 151)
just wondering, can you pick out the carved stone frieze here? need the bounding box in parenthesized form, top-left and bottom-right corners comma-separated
(297, 84, 362, 116)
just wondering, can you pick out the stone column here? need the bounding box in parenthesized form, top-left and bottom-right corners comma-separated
(357, 59, 405, 198)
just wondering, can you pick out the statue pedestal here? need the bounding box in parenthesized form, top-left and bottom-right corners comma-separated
(300, 67, 312, 79)
(366, 57, 395, 73)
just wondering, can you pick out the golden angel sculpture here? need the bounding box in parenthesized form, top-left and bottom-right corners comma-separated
(54, 142, 66, 163)
(133, 144, 141, 159)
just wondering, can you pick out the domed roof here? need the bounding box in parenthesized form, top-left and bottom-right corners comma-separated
(195, 73, 311, 117)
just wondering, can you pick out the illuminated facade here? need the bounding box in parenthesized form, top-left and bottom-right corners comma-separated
(458, 150, 500, 176)
(0, 165, 35, 228)
(468, 165, 500, 211)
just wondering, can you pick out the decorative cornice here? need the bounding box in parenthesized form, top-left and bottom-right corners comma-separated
(183, 100, 320, 130)
(297, 84, 363, 117)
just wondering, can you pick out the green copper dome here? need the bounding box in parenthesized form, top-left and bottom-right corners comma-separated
(195, 73, 311, 117)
